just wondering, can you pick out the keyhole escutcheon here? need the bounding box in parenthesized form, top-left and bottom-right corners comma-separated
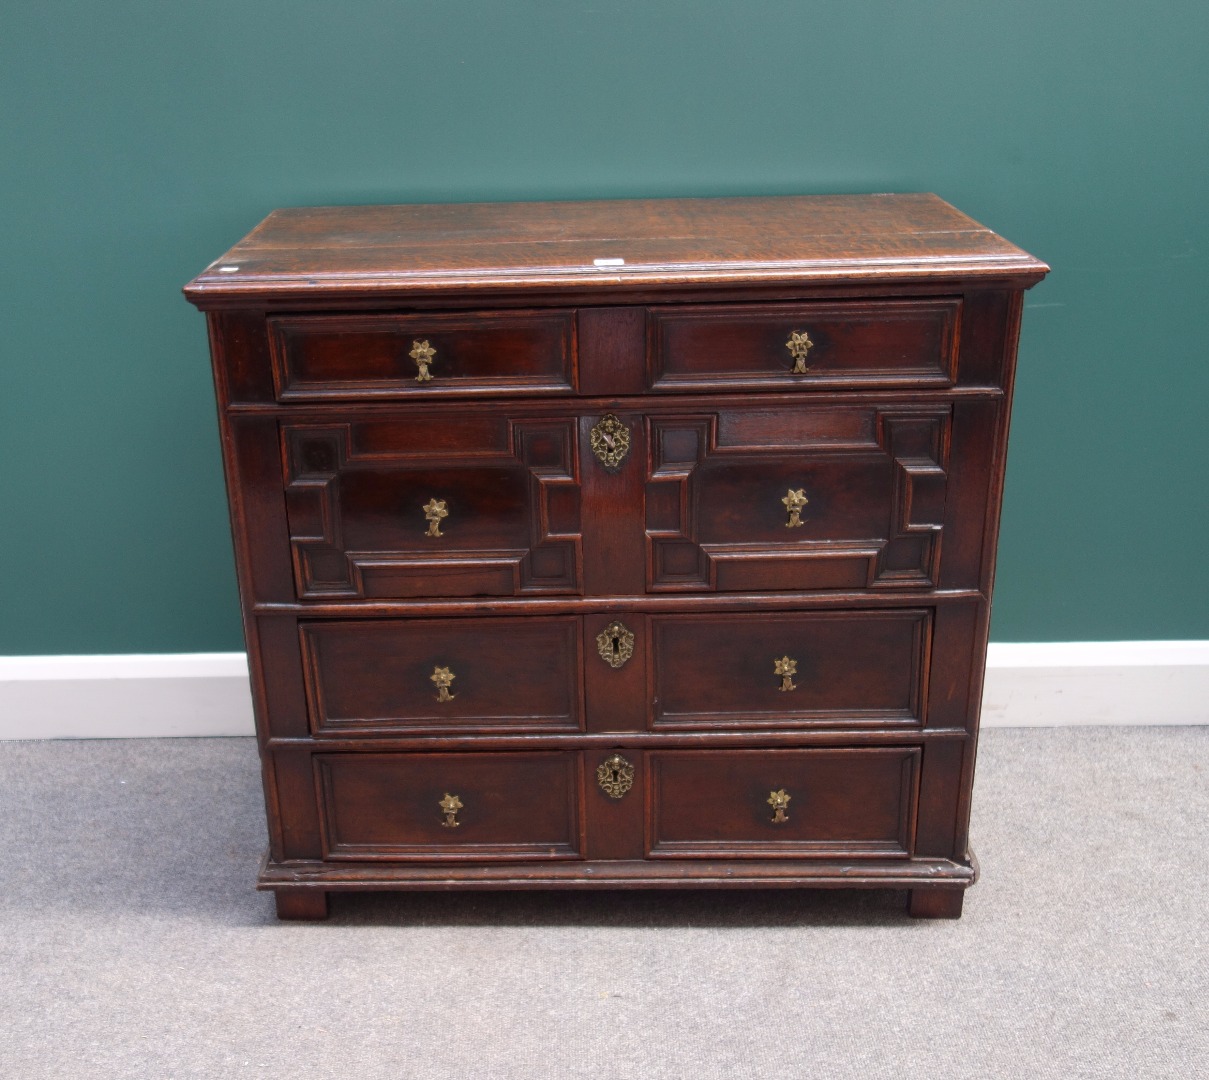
(595, 620, 635, 669)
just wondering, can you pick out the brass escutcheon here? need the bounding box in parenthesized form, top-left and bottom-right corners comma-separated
(439, 792, 463, 828)
(774, 655, 798, 692)
(411, 339, 436, 382)
(589, 414, 631, 470)
(767, 789, 791, 824)
(423, 497, 449, 537)
(596, 754, 634, 799)
(431, 665, 456, 702)
(782, 488, 808, 528)
(786, 330, 814, 373)
(596, 621, 635, 669)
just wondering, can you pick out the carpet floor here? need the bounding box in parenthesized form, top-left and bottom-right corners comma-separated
(0, 727, 1205, 1079)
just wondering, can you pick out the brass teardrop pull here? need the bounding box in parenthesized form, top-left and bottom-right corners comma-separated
(782, 488, 808, 528)
(439, 792, 463, 828)
(423, 497, 449, 537)
(767, 789, 791, 823)
(411, 339, 436, 382)
(786, 330, 814, 373)
(431, 665, 456, 702)
(773, 655, 798, 692)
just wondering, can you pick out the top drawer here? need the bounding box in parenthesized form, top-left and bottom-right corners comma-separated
(648, 298, 961, 392)
(268, 309, 576, 401)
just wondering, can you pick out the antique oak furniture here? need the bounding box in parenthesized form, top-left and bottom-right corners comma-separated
(185, 195, 1047, 920)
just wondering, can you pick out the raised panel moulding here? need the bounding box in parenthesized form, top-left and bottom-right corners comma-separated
(0, 642, 1205, 739)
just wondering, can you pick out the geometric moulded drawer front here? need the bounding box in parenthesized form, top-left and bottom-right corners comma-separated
(269, 309, 576, 401)
(646, 748, 920, 858)
(648, 297, 961, 392)
(300, 617, 583, 735)
(281, 415, 581, 599)
(316, 752, 584, 861)
(649, 609, 929, 730)
(646, 404, 950, 592)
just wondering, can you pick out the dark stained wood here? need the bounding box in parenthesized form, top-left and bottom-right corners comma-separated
(648, 609, 928, 729)
(576, 307, 647, 397)
(645, 404, 952, 592)
(280, 415, 582, 598)
(579, 410, 647, 596)
(584, 745, 646, 861)
(316, 752, 583, 860)
(649, 297, 960, 392)
(582, 611, 648, 733)
(300, 616, 583, 735)
(260, 855, 975, 890)
(269, 309, 575, 400)
(646, 748, 919, 858)
(274, 888, 329, 921)
(267, 746, 324, 861)
(907, 887, 965, 919)
(184, 194, 1047, 304)
(263, 728, 978, 752)
(187, 194, 1046, 919)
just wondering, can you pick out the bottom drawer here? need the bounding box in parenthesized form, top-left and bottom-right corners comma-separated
(646, 748, 920, 858)
(316, 752, 584, 861)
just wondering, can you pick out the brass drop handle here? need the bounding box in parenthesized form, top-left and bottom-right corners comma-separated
(782, 488, 808, 528)
(411, 339, 436, 382)
(431, 665, 456, 702)
(774, 655, 798, 692)
(767, 789, 791, 824)
(423, 497, 449, 537)
(439, 792, 463, 828)
(786, 330, 814, 373)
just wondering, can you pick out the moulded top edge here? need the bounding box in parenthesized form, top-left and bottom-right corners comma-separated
(184, 194, 1049, 305)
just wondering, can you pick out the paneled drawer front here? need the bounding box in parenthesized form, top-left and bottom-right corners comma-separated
(647, 748, 919, 858)
(648, 298, 960, 392)
(302, 617, 583, 735)
(646, 405, 950, 592)
(649, 609, 928, 730)
(316, 752, 584, 860)
(282, 416, 581, 598)
(269, 310, 576, 400)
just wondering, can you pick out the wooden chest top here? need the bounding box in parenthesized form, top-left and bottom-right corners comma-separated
(185, 193, 1048, 303)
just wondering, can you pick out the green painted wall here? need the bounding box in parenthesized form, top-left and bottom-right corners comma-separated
(2, 2, 1206, 653)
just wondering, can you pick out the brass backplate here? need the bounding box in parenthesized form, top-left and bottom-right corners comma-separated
(589, 414, 631, 470)
(439, 792, 463, 827)
(595, 620, 635, 669)
(423, 497, 449, 537)
(786, 330, 814, 373)
(767, 788, 791, 824)
(411, 339, 436, 382)
(782, 488, 808, 528)
(774, 655, 798, 692)
(596, 754, 634, 799)
(431, 665, 456, 702)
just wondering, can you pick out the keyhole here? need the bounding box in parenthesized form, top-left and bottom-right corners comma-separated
(610, 633, 622, 660)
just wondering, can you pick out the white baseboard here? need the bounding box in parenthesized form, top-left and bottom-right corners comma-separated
(0, 654, 255, 739)
(979, 641, 1209, 728)
(0, 642, 1205, 740)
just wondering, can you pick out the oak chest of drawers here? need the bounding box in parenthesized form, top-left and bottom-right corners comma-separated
(185, 194, 1047, 919)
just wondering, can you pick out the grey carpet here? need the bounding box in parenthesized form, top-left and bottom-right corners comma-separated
(0, 728, 1205, 1079)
